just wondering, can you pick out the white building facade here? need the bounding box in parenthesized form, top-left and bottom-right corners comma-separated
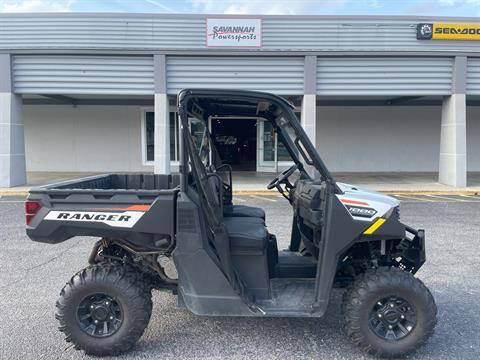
(1, 14, 480, 187)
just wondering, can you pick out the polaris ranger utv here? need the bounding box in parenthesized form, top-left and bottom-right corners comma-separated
(26, 89, 436, 357)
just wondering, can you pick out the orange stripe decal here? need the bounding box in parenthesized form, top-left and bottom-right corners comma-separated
(124, 205, 151, 211)
(94, 204, 151, 212)
(341, 198, 370, 206)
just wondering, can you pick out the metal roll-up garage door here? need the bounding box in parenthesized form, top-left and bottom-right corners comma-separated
(13, 55, 154, 95)
(166, 57, 304, 95)
(467, 58, 480, 95)
(317, 57, 453, 96)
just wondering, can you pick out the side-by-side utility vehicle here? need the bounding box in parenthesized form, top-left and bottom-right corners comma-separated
(26, 89, 437, 357)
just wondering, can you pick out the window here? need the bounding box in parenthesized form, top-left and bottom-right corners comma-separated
(145, 112, 155, 162)
(263, 121, 276, 162)
(277, 141, 291, 162)
(170, 112, 179, 161)
(143, 111, 179, 164)
(189, 117, 206, 151)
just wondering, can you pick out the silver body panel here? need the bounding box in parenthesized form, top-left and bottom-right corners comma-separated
(336, 182, 399, 222)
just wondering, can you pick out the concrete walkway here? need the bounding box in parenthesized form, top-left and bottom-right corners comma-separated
(232, 171, 480, 193)
(1, 171, 480, 195)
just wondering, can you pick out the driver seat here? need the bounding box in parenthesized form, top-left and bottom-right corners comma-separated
(224, 204, 265, 220)
(207, 175, 265, 220)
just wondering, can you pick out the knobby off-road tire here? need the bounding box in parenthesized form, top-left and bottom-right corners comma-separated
(342, 267, 437, 358)
(55, 262, 153, 356)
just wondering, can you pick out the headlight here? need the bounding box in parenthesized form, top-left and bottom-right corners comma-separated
(393, 206, 400, 220)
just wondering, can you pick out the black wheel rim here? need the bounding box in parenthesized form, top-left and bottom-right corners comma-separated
(77, 293, 123, 338)
(369, 295, 416, 341)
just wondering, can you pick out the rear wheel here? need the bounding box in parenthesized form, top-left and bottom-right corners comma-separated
(56, 262, 152, 356)
(342, 267, 437, 358)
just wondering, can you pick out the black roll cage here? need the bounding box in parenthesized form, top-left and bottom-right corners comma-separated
(176, 89, 352, 312)
(177, 89, 341, 195)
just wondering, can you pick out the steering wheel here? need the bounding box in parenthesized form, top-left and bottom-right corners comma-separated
(267, 164, 298, 191)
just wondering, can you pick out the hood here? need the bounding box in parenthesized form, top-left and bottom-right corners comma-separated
(337, 182, 399, 206)
(336, 182, 400, 220)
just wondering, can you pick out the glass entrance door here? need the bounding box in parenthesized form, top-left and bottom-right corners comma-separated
(256, 120, 278, 172)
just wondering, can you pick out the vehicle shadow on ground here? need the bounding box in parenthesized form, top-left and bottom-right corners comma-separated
(132, 290, 351, 360)
(114, 283, 479, 360)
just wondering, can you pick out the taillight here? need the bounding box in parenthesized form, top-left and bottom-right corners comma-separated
(25, 200, 42, 225)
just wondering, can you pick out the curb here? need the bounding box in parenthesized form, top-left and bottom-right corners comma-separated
(232, 190, 480, 196)
(380, 190, 480, 196)
(0, 191, 29, 196)
(1, 190, 479, 197)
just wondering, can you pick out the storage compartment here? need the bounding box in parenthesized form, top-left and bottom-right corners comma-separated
(225, 217, 272, 300)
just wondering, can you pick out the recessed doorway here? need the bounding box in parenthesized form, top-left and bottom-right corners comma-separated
(211, 118, 257, 171)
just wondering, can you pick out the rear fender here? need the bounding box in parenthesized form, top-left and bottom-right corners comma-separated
(26, 191, 177, 251)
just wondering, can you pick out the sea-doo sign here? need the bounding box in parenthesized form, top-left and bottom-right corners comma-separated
(206, 18, 262, 48)
(417, 23, 480, 40)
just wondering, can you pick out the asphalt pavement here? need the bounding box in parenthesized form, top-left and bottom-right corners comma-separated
(0, 194, 479, 359)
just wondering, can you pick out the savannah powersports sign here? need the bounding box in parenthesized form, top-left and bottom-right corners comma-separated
(417, 23, 480, 41)
(206, 18, 262, 47)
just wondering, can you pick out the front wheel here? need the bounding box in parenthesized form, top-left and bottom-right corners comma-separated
(55, 262, 152, 356)
(342, 267, 437, 358)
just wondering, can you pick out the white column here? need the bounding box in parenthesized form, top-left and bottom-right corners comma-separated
(438, 56, 467, 188)
(153, 93, 170, 174)
(439, 94, 466, 187)
(301, 56, 317, 148)
(0, 53, 26, 187)
(301, 94, 317, 147)
(153, 54, 170, 175)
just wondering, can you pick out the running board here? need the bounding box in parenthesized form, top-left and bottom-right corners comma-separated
(256, 279, 325, 317)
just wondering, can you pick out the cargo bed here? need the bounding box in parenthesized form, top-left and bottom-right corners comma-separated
(26, 174, 179, 251)
(36, 173, 180, 192)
